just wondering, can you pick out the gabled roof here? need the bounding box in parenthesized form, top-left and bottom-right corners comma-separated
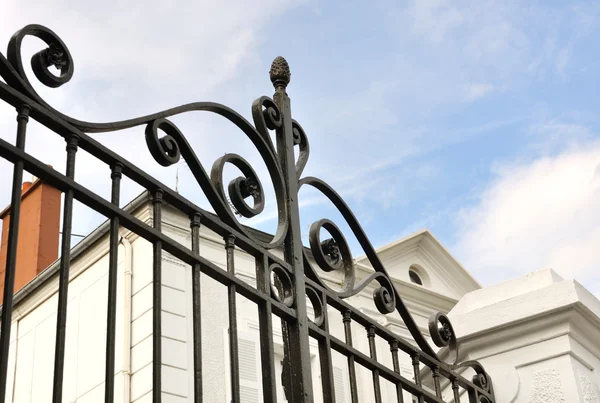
(355, 229, 481, 300)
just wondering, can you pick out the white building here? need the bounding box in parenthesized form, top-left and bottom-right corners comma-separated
(1, 183, 600, 402)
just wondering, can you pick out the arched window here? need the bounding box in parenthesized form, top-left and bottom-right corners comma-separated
(409, 270, 423, 285)
(409, 267, 423, 286)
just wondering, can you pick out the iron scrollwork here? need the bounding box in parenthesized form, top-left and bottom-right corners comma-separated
(0, 24, 495, 402)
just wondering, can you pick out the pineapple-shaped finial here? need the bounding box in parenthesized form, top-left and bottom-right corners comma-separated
(269, 56, 291, 91)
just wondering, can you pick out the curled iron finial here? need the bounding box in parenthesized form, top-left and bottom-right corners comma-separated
(269, 56, 291, 91)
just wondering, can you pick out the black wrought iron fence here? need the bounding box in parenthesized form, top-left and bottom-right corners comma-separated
(0, 24, 495, 403)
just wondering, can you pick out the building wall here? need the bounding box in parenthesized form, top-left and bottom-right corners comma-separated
(145, 206, 455, 403)
(3, 236, 129, 402)
(2, 202, 470, 402)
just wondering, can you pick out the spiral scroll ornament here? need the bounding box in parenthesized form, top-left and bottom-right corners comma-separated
(270, 263, 294, 307)
(292, 120, 309, 179)
(373, 284, 395, 314)
(452, 359, 494, 399)
(211, 154, 265, 219)
(429, 312, 458, 365)
(5, 25, 74, 91)
(309, 219, 352, 275)
(305, 285, 325, 327)
(145, 119, 183, 167)
(306, 217, 396, 314)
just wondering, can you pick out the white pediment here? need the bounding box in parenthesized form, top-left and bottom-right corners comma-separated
(355, 229, 481, 300)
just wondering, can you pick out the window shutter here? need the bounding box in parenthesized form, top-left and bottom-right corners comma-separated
(333, 364, 349, 403)
(238, 335, 260, 403)
(226, 329, 261, 403)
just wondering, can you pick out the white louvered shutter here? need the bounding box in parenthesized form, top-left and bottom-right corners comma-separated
(226, 330, 261, 403)
(333, 365, 349, 403)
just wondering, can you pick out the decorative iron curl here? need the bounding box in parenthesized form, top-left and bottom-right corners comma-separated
(251, 98, 308, 180)
(211, 154, 265, 218)
(292, 120, 309, 179)
(428, 312, 458, 365)
(452, 360, 494, 398)
(372, 278, 396, 314)
(142, 116, 288, 249)
(309, 219, 352, 275)
(145, 119, 182, 167)
(252, 96, 281, 153)
(299, 176, 442, 358)
(2, 25, 74, 93)
(305, 285, 325, 327)
(306, 217, 396, 314)
(428, 313, 494, 399)
(269, 263, 294, 308)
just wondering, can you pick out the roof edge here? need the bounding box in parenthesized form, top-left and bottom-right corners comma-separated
(356, 228, 481, 289)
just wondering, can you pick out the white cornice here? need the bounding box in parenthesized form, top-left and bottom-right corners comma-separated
(441, 302, 600, 366)
(355, 230, 481, 293)
(354, 261, 458, 310)
(417, 245, 475, 297)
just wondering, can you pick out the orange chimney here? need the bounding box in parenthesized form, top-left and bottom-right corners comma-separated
(0, 179, 62, 296)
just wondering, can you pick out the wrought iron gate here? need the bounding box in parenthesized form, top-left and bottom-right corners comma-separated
(0, 25, 495, 403)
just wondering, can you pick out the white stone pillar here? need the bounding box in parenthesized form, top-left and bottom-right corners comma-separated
(443, 269, 600, 402)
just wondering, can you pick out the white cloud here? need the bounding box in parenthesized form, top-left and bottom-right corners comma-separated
(0, 0, 305, 104)
(0, 0, 307, 237)
(465, 83, 495, 100)
(454, 140, 600, 292)
(409, 0, 465, 43)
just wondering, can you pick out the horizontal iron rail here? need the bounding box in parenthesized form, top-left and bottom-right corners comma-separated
(0, 137, 296, 322)
(308, 323, 443, 403)
(305, 277, 492, 398)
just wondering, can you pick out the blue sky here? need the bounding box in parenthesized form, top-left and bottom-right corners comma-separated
(1, 0, 600, 296)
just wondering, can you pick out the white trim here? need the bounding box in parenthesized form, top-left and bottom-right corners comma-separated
(355, 229, 481, 293)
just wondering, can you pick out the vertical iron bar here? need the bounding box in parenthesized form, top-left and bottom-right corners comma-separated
(342, 310, 359, 403)
(52, 132, 79, 403)
(272, 57, 314, 403)
(256, 255, 276, 402)
(432, 366, 442, 398)
(411, 353, 424, 403)
(367, 325, 382, 403)
(105, 162, 123, 403)
(0, 104, 30, 402)
(225, 235, 240, 403)
(190, 213, 203, 403)
(318, 291, 336, 403)
(152, 190, 163, 403)
(389, 340, 404, 403)
(452, 379, 460, 403)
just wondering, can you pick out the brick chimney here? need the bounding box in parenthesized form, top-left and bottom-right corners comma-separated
(0, 179, 62, 296)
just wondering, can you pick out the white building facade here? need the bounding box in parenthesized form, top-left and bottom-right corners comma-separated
(2, 192, 489, 403)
